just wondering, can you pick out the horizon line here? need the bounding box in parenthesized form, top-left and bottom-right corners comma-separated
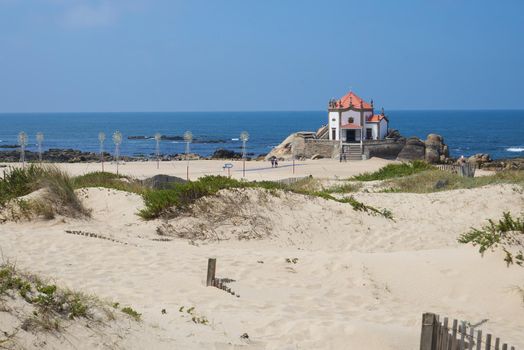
(1, 108, 524, 114)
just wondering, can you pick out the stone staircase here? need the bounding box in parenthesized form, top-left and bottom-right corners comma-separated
(342, 143, 362, 161)
(315, 124, 329, 139)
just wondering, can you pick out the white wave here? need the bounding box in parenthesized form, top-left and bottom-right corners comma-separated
(231, 138, 239, 141)
(507, 147, 524, 152)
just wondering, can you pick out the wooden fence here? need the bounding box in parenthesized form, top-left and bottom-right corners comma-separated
(275, 176, 310, 186)
(420, 313, 517, 350)
(435, 163, 477, 177)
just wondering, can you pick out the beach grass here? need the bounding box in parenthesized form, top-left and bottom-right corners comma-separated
(0, 263, 97, 332)
(458, 212, 524, 266)
(139, 175, 392, 220)
(382, 169, 524, 193)
(0, 165, 89, 219)
(72, 171, 145, 194)
(351, 160, 435, 181)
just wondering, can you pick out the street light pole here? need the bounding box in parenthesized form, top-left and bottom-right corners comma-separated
(98, 132, 106, 171)
(112, 131, 122, 175)
(184, 131, 193, 181)
(18, 132, 27, 168)
(240, 131, 249, 178)
(36, 132, 44, 163)
(154, 133, 161, 170)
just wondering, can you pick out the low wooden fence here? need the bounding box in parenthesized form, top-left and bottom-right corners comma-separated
(420, 313, 517, 350)
(275, 176, 310, 186)
(435, 163, 477, 177)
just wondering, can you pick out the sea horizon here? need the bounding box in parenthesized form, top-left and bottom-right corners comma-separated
(1, 110, 523, 160)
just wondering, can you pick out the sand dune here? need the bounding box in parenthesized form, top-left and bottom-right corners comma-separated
(0, 182, 523, 349)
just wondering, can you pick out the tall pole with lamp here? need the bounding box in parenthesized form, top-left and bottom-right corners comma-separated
(154, 133, 161, 169)
(18, 132, 28, 168)
(184, 131, 193, 181)
(112, 131, 122, 175)
(240, 131, 249, 178)
(36, 132, 44, 163)
(98, 132, 106, 171)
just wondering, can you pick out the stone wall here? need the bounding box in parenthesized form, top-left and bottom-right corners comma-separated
(300, 140, 339, 159)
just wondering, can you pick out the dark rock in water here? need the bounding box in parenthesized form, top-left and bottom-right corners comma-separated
(127, 135, 227, 143)
(142, 174, 187, 189)
(169, 153, 202, 161)
(0, 148, 126, 163)
(481, 157, 524, 170)
(0, 144, 18, 149)
(397, 137, 426, 161)
(211, 149, 243, 159)
(160, 135, 184, 141)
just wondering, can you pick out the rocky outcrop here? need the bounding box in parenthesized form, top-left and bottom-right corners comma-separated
(211, 149, 243, 159)
(265, 133, 305, 160)
(397, 137, 426, 161)
(424, 134, 449, 163)
(481, 157, 524, 170)
(364, 139, 406, 159)
(467, 153, 491, 165)
(393, 134, 450, 163)
(0, 149, 116, 162)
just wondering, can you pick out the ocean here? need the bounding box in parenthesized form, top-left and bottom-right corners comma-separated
(0, 110, 523, 160)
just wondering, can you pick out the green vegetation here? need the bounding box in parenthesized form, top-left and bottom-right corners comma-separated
(352, 160, 435, 181)
(72, 171, 144, 193)
(138, 175, 393, 220)
(326, 182, 362, 194)
(0, 165, 89, 220)
(0, 165, 45, 208)
(382, 169, 524, 193)
(0, 264, 95, 332)
(121, 306, 142, 321)
(0, 263, 141, 341)
(1, 166, 392, 222)
(179, 305, 209, 325)
(458, 212, 524, 266)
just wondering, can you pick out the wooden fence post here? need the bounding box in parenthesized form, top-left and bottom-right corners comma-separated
(206, 258, 216, 287)
(421, 313, 438, 350)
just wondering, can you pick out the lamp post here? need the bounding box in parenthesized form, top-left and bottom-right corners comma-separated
(98, 132, 106, 171)
(36, 132, 44, 163)
(18, 131, 28, 168)
(112, 131, 122, 175)
(184, 131, 193, 181)
(154, 133, 162, 169)
(240, 131, 249, 178)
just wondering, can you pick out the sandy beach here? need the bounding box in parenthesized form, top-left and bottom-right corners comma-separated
(0, 159, 522, 349)
(2, 158, 397, 181)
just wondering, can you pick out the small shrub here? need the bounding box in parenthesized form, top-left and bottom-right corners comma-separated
(352, 160, 434, 181)
(0, 165, 89, 219)
(139, 175, 393, 220)
(328, 182, 362, 194)
(121, 306, 141, 321)
(384, 169, 524, 193)
(458, 212, 524, 266)
(72, 172, 144, 193)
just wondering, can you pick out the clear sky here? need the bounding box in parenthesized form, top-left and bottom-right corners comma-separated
(0, 0, 523, 112)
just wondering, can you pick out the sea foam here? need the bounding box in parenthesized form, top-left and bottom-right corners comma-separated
(507, 147, 524, 152)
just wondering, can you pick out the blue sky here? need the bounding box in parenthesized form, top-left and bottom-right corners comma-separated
(0, 0, 523, 112)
